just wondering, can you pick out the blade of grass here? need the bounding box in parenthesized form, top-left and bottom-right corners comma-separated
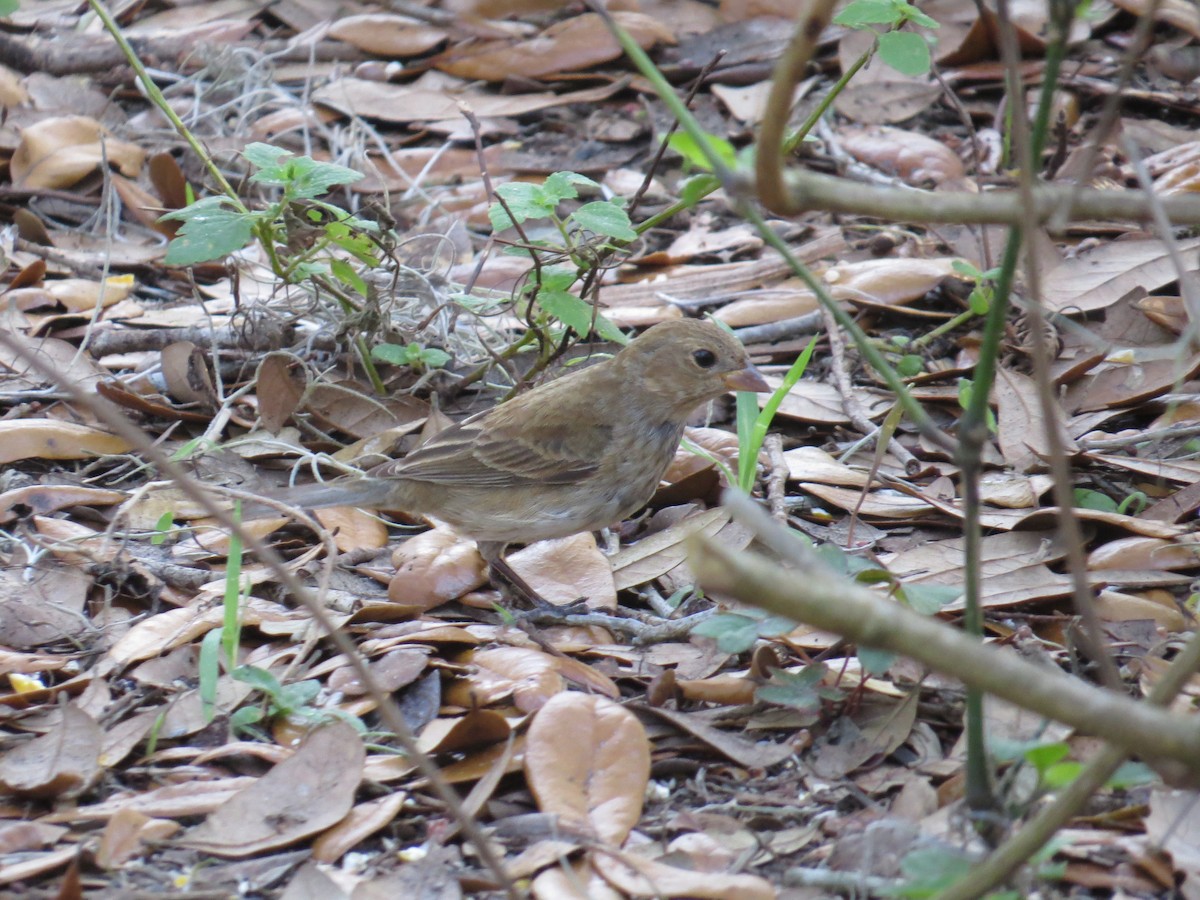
(738, 337, 817, 491)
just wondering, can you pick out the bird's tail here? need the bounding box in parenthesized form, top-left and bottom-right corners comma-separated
(240, 478, 383, 520)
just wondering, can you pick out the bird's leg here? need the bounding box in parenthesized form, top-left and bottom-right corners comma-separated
(477, 541, 564, 611)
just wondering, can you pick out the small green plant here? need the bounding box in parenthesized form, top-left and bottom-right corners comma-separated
(161, 143, 369, 275)
(691, 607, 795, 654)
(371, 341, 451, 371)
(957, 377, 998, 433)
(488, 171, 633, 347)
(1073, 487, 1148, 515)
(834, 0, 940, 77)
(229, 665, 366, 739)
(755, 663, 843, 723)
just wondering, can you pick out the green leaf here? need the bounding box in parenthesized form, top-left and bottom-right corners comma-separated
(1074, 488, 1119, 513)
(834, 0, 901, 26)
(161, 197, 256, 265)
(1106, 761, 1157, 789)
(243, 143, 363, 199)
(900, 5, 940, 28)
(537, 289, 599, 335)
(897, 354, 925, 377)
(0, 0, 20, 15)
(692, 613, 761, 654)
(199, 627, 224, 722)
(951, 259, 984, 279)
(667, 131, 737, 172)
(678, 173, 721, 206)
(968, 286, 991, 315)
(151, 510, 175, 546)
(330, 258, 368, 297)
(857, 646, 895, 674)
(1024, 741, 1071, 772)
(893, 847, 973, 897)
(1043, 761, 1083, 789)
(570, 201, 637, 242)
(542, 171, 597, 204)
(242, 142, 289, 170)
(418, 347, 451, 368)
(490, 182, 553, 230)
(372, 342, 419, 366)
(879, 30, 932, 76)
(903, 582, 961, 615)
(233, 665, 285, 699)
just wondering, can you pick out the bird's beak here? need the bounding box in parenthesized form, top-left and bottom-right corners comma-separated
(723, 363, 770, 393)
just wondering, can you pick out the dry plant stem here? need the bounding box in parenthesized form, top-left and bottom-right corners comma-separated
(1079, 420, 1200, 452)
(818, 304, 918, 472)
(690, 492, 1200, 768)
(1048, 0, 1162, 232)
(935, 627, 1200, 900)
(746, 167, 1200, 226)
(765, 432, 788, 521)
(88, 0, 246, 216)
(0, 331, 517, 898)
(995, 0, 1122, 693)
(755, 0, 839, 204)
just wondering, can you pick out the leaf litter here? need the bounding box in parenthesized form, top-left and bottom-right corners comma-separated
(0, 1, 1198, 897)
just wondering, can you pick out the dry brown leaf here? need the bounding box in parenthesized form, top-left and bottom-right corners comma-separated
(1145, 788, 1200, 897)
(533, 858, 624, 900)
(389, 528, 488, 611)
(507, 533, 617, 609)
(313, 77, 624, 124)
(432, 12, 673, 81)
(11, 115, 145, 189)
(305, 382, 429, 438)
(610, 507, 728, 591)
(591, 845, 776, 899)
(835, 28, 941, 124)
(524, 692, 650, 846)
(44, 275, 136, 312)
(643, 705, 794, 769)
(310, 792, 407, 864)
(839, 126, 967, 186)
(1133, 295, 1188, 333)
(47, 777, 258, 824)
(327, 14, 448, 56)
(94, 809, 180, 870)
(256, 353, 307, 433)
(828, 257, 964, 307)
(178, 721, 364, 857)
(1093, 589, 1187, 629)
(0, 419, 133, 464)
(1042, 237, 1200, 313)
(446, 646, 564, 712)
(1063, 353, 1200, 413)
(0, 484, 125, 525)
(417, 709, 513, 755)
(0, 334, 109, 393)
(0, 704, 103, 798)
(1088, 535, 1200, 571)
(995, 367, 1078, 473)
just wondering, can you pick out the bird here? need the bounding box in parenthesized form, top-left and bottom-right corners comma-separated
(257, 318, 770, 601)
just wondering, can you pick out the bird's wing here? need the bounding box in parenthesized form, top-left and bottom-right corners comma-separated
(369, 389, 613, 487)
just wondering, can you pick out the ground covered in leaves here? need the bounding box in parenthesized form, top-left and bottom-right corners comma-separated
(2, 0, 1200, 897)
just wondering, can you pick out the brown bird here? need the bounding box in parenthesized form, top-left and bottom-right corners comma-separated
(260, 318, 769, 599)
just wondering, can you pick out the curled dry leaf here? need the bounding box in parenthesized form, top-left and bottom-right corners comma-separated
(446, 646, 564, 713)
(839, 126, 967, 186)
(388, 528, 488, 611)
(1088, 535, 1200, 571)
(310, 792, 407, 864)
(94, 809, 180, 870)
(44, 275, 136, 312)
(524, 692, 650, 846)
(256, 353, 307, 434)
(11, 115, 145, 190)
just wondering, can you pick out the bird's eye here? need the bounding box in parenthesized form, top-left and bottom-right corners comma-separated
(692, 349, 717, 369)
